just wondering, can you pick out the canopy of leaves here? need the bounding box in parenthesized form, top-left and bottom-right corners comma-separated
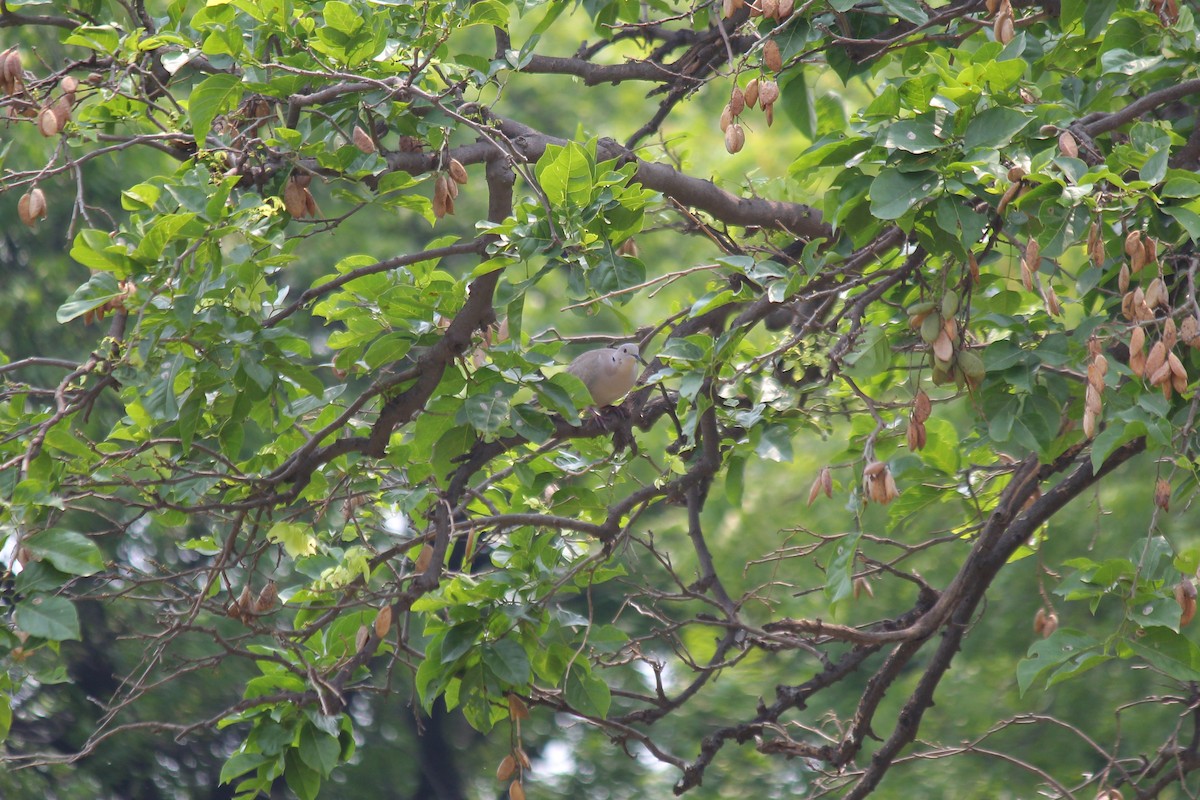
(1, 1, 1200, 799)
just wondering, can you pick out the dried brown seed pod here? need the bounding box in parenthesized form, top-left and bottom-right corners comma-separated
(932, 329, 954, 362)
(1096, 788, 1125, 800)
(302, 188, 318, 217)
(1168, 351, 1188, 393)
(352, 125, 375, 153)
(497, 754, 516, 782)
(719, 103, 734, 132)
(777, 0, 795, 19)
(432, 174, 451, 218)
(1083, 408, 1097, 439)
(1163, 318, 1178, 351)
(967, 251, 980, 283)
(617, 238, 638, 257)
(744, 78, 760, 108)
(1057, 130, 1078, 158)
(994, 10, 1014, 44)
(1144, 277, 1167, 309)
(51, 95, 72, 129)
(1007, 165, 1026, 182)
(1085, 383, 1102, 416)
(17, 187, 46, 227)
(906, 418, 926, 451)
(1145, 340, 1167, 381)
(729, 85, 745, 116)
(374, 605, 393, 638)
(415, 543, 433, 572)
(397, 135, 422, 152)
(508, 693, 530, 720)
(853, 576, 874, 599)
(354, 624, 370, 653)
(764, 103, 774, 127)
(516, 748, 532, 770)
(1117, 263, 1130, 293)
(763, 39, 783, 72)
(1182, 315, 1200, 347)
(1176, 578, 1197, 626)
(448, 158, 468, 185)
(758, 79, 780, 106)
(863, 460, 886, 478)
(913, 389, 932, 423)
(1033, 608, 1058, 638)
(1124, 230, 1143, 258)
(1129, 328, 1146, 376)
(724, 122, 745, 154)
(1042, 285, 1062, 316)
(509, 780, 526, 800)
(1143, 236, 1158, 265)
(254, 581, 278, 613)
(762, 0, 779, 18)
(1155, 478, 1171, 511)
(283, 178, 308, 217)
(37, 106, 58, 136)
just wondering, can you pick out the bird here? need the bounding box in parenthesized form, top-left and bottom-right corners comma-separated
(566, 343, 641, 407)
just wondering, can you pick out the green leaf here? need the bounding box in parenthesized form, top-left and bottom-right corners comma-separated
(1015, 629, 1100, 695)
(1128, 628, 1200, 682)
(564, 666, 611, 718)
(23, 530, 104, 576)
(284, 749, 321, 800)
(510, 403, 555, 444)
(880, 118, 943, 153)
(535, 142, 595, 207)
(14, 595, 81, 641)
(963, 107, 1032, 150)
(56, 271, 123, 324)
(189, 74, 244, 149)
(298, 723, 340, 777)
(869, 168, 937, 220)
(219, 752, 271, 785)
(483, 638, 531, 686)
(881, 0, 928, 25)
(267, 522, 319, 559)
(462, 381, 517, 435)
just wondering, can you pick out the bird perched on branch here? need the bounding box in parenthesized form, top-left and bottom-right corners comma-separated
(567, 343, 641, 407)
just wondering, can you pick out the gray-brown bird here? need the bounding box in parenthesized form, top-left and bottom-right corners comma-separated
(566, 343, 640, 407)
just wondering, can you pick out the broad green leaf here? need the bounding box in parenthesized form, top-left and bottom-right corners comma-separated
(189, 74, 244, 150)
(14, 595, 81, 641)
(24, 530, 104, 576)
(869, 168, 937, 220)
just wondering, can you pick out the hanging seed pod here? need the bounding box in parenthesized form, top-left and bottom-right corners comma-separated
(1181, 315, 1200, 347)
(17, 187, 46, 227)
(1033, 608, 1058, 638)
(1007, 165, 1026, 182)
(764, 103, 774, 127)
(957, 349, 986, 388)
(994, 3, 1015, 44)
(1143, 235, 1158, 266)
(617, 237, 639, 257)
(853, 576, 874, 599)
(509, 780, 526, 800)
(913, 389, 932, 423)
(777, 0, 794, 19)
(509, 693, 530, 720)
(1117, 263, 1130, 293)
(283, 177, 308, 217)
(37, 106, 58, 136)
(1168, 351, 1188, 394)
(906, 418, 927, 451)
(352, 125, 375, 153)
(1144, 277, 1167, 309)
(1083, 407, 1097, 438)
(1163, 318, 1178, 351)
(1124, 230, 1143, 258)
(730, 85, 745, 116)
(1129, 327, 1147, 376)
(758, 79, 780, 106)
(254, 581, 278, 613)
(724, 122, 745, 154)
(1155, 478, 1171, 511)
(448, 158, 468, 185)
(967, 251, 980, 283)
(1057, 130, 1079, 158)
(1145, 340, 1167, 381)
(763, 39, 783, 73)
(414, 543, 433, 572)
(354, 624, 370, 652)
(51, 95, 72, 129)
(374, 605, 393, 638)
(302, 188, 318, 217)
(762, 0, 779, 18)
(719, 103, 734, 132)
(1042, 285, 1062, 316)
(932, 329, 954, 362)
(432, 174, 451, 218)
(1176, 578, 1197, 626)
(497, 755, 516, 782)
(744, 78, 760, 108)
